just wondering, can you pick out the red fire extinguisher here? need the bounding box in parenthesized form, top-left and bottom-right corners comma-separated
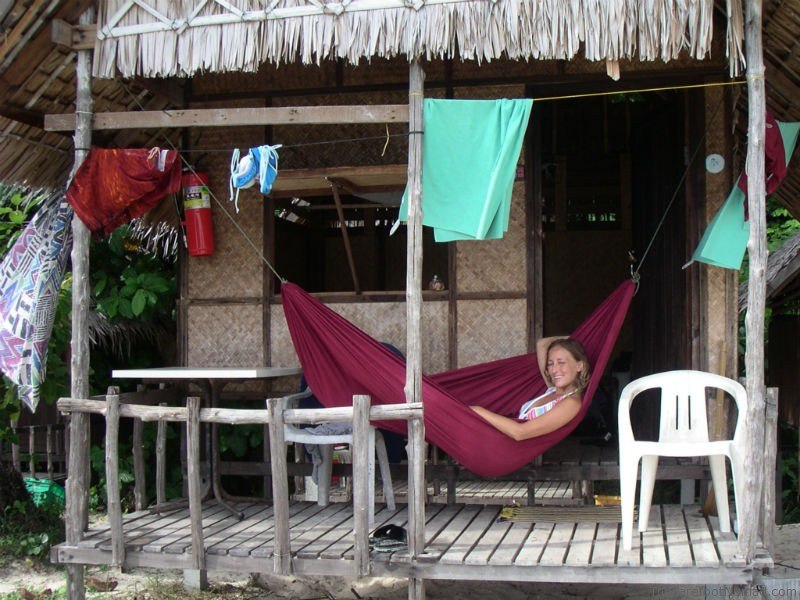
(182, 171, 214, 256)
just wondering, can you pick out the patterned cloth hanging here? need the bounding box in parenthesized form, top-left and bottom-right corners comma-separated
(67, 148, 181, 238)
(0, 194, 73, 412)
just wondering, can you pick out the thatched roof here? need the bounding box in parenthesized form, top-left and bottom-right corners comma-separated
(93, 0, 744, 77)
(739, 230, 800, 311)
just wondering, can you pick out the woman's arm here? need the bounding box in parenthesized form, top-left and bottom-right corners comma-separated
(470, 397, 581, 442)
(536, 335, 569, 379)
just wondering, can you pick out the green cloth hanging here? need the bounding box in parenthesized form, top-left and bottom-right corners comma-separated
(691, 120, 800, 270)
(400, 98, 533, 241)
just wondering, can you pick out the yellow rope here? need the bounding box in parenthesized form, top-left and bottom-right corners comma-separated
(534, 79, 746, 103)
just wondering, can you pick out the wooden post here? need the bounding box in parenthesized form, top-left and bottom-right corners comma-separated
(185, 396, 207, 589)
(104, 388, 125, 568)
(66, 8, 94, 598)
(352, 395, 371, 577)
(761, 387, 779, 556)
(46, 426, 54, 480)
(740, 0, 768, 562)
(132, 416, 146, 511)
(406, 58, 426, 600)
(28, 427, 36, 477)
(330, 182, 361, 293)
(10, 420, 20, 472)
(156, 403, 167, 506)
(267, 397, 291, 575)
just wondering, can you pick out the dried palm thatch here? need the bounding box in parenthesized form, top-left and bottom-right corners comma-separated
(93, 0, 745, 79)
(739, 229, 800, 311)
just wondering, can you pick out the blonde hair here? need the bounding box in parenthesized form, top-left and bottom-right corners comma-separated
(545, 338, 591, 390)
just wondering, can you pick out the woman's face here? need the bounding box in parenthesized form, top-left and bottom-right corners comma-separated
(546, 346, 584, 391)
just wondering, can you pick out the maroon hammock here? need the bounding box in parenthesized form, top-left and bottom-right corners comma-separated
(281, 280, 634, 477)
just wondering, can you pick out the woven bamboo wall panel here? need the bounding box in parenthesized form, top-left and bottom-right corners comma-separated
(271, 300, 449, 374)
(271, 90, 411, 169)
(457, 299, 527, 367)
(451, 58, 558, 80)
(456, 181, 526, 293)
(187, 304, 263, 366)
(453, 85, 525, 100)
(343, 56, 446, 86)
(190, 62, 339, 95)
(187, 99, 265, 299)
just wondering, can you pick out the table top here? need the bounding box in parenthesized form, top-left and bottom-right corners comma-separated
(111, 366, 303, 380)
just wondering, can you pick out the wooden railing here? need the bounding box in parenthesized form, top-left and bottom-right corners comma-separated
(57, 389, 424, 576)
(3, 423, 66, 479)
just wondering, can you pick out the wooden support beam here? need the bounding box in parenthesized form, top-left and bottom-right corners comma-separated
(740, 0, 768, 563)
(329, 180, 361, 294)
(0, 103, 45, 129)
(185, 396, 207, 586)
(406, 58, 426, 600)
(267, 397, 291, 575)
(45, 104, 409, 131)
(51, 19, 96, 51)
(104, 388, 125, 568)
(762, 387, 779, 557)
(66, 9, 93, 599)
(351, 395, 371, 577)
(156, 403, 167, 507)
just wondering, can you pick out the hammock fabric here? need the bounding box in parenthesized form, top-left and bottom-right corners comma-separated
(282, 280, 634, 477)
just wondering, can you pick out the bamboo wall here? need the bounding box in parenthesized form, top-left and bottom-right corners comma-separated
(179, 53, 734, 382)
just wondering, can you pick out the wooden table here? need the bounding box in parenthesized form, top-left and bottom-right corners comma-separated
(112, 367, 302, 518)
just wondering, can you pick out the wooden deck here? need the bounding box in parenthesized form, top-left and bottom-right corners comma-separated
(52, 500, 753, 586)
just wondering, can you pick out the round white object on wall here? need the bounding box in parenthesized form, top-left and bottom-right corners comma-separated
(705, 153, 725, 174)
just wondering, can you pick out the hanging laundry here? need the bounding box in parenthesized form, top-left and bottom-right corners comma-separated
(0, 193, 73, 412)
(399, 99, 533, 241)
(229, 144, 281, 212)
(67, 148, 182, 238)
(737, 111, 789, 219)
(690, 119, 800, 270)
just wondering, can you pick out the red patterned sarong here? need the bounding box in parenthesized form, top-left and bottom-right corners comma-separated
(67, 148, 182, 237)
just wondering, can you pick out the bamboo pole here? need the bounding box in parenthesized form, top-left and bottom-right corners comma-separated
(406, 58, 426, 600)
(352, 395, 371, 577)
(66, 8, 94, 599)
(740, 0, 768, 562)
(267, 397, 291, 575)
(104, 388, 125, 567)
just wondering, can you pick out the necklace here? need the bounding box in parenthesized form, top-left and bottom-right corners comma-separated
(556, 388, 579, 402)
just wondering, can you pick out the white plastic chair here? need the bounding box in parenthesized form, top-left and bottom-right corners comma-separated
(280, 388, 395, 527)
(618, 370, 746, 551)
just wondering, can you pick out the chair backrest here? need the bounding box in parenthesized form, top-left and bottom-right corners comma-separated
(619, 370, 747, 444)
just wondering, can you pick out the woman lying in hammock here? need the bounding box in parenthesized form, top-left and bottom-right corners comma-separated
(470, 337, 590, 442)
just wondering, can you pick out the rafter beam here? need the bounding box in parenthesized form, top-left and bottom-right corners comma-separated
(45, 104, 409, 131)
(51, 18, 96, 51)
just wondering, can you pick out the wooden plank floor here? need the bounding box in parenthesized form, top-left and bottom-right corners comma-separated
(53, 500, 753, 586)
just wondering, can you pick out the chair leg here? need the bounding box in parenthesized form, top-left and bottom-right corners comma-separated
(729, 451, 745, 535)
(620, 453, 640, 551)
(375, 432, 395, 511)
(638, 455, 659, 532)
(708, 455, 731, 532)
(317, 444, 334, 507)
